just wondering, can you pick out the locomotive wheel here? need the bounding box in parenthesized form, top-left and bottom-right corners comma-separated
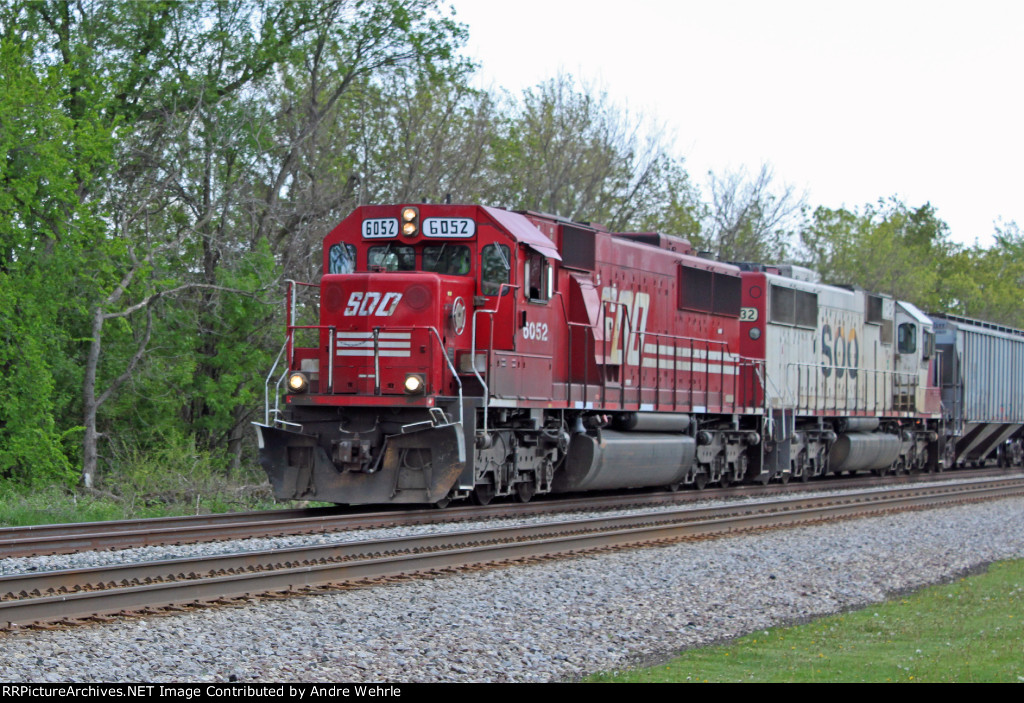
(515, 481, 535, 503)
(666, 482, 682, 493)
(472, 483, 496, 506)
(719, 472, 732, 488)
(779, 471, 791, 485)
(694, 473, 708, 490)
(433, 494, 452, 509)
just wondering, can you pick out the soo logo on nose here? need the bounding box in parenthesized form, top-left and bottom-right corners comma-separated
(343, 292, 403, 317)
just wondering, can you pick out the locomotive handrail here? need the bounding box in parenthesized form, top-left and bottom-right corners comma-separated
(259, 279, 326, 429)
(566, 320, 593, 409)
(780, 360, 938, 416)
(470, 283, 519, 435)
(285, 280, 319, 369)
(268, 323, 338, 427)
(425, 325, 463, 428)
(263, 340, 289, 426)
(587, 295, 758, 414)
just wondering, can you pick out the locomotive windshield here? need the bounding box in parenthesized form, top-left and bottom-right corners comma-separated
(423, 245, 471, 275)
(328, 243, 356, 274)
(368, 244, 415, 271)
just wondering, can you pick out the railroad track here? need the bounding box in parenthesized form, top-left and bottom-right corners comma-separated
(4, 468, 1018, 558)
(3, 476, 1023, 631)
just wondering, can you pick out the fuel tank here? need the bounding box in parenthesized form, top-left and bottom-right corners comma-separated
(829, 432, 901, 472)
(553, 429, 697, 492)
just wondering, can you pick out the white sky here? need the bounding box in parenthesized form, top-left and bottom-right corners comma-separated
(447, 0, 1024, 247)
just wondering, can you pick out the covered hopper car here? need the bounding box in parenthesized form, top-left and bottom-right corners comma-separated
(254, 204, 1024, 505)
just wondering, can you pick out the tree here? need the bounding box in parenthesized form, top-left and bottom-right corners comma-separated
(1, 0, 471, 486)
(703, 163, 803, 262)
(936, 222, 1024, 328)
(799, 199, 953, 309)
(489, 74, 702, 235)
(0, 33, 109, 484)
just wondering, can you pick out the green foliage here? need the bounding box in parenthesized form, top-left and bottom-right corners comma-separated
(0, 482, 126, 527)
(0, 32, 111, 484)
(187, 240, 279, 451)
(800, 199, 954, 309)
(590, 560, 1024, 683)
(937, 222, 1024, 328)
(0, 0, 473, 488)
(800, 200, 1023, 329)
(100, 428, 271, 512)
(490, 74, 704, 234)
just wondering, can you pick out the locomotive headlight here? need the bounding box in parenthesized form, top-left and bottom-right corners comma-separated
(403, 373, 426, 394)
(749, 327, 762, 340)
(401, 206, 419, 237)
(287, 372, 309, 394)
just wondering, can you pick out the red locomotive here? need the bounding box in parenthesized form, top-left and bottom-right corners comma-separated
(254, 204, 1023, 505)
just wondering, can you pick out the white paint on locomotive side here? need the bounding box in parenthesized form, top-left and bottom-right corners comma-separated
(600, 287, 651, 366)
(639, 343, 741, 376)
(335, 331, 412, 357)
(521, 321, 550, 341)
(763, 277, 895, 413)
(343, 291, 404, 317)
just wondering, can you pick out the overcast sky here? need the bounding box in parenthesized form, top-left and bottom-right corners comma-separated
(448, 0, 1023, 247)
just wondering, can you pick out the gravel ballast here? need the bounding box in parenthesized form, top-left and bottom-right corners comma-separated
(2, 497, 1023, 683)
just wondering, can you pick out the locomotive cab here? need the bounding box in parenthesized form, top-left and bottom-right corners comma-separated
(256, 204, 565, 504)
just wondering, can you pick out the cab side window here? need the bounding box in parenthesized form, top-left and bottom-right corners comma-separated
(480, 243, 511, 295)
(525, 251, 550, 302)
(898, 323, 917, 354)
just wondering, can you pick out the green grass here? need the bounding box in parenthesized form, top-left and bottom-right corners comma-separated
(0, 431, 294, 527)
(0, 481, 288, 527)
(0, 483, 128, 526)
(589, 559, 1024, 682)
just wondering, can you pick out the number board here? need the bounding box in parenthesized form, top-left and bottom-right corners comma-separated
(422, 218, 475, 238)
(362, 218, 398, 238)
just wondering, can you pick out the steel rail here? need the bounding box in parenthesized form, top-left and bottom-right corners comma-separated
(3, 468, 1022, 558)
(3, 478, 1023, 629)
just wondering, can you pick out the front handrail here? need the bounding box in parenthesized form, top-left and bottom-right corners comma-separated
(285, 280, 319, 371)
(426, 326, 463, 428)
(282, 321, 463, 428)
(263, 341, 288, 425)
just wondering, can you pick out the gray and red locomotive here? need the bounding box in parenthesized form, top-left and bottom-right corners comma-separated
(254, 204, 1024, 505)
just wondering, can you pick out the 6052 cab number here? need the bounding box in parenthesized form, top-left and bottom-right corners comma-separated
(362, 218, 398, 238)
(522, 321, 549, 341)
(422, 218, 475, 237)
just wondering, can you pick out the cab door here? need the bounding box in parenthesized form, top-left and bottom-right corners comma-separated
(487, 246, 557, 401)
(515, 248, 557, 401)
(894, 303, 932, 412)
